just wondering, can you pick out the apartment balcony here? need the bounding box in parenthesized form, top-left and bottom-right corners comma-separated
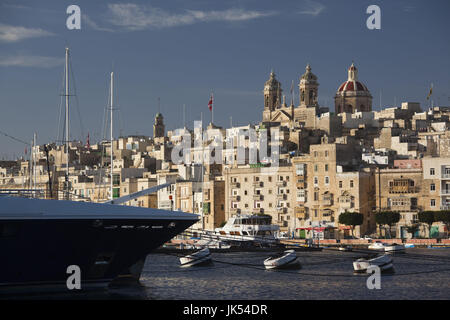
(296, 181, 306, 188)
(297, 196, 306, 203)
(388, 186, 419, 194)
(277, 207, 288, 214)
(253, 194, 263, 201)
(442, 173, 450, 180)
(252, 207, 264, 214)
(295, 206, 307, 219)
(253, 181, 263, 187)
(441, 189, 450, 195)
(277, 180, 287, 187)
(441, 205, 450, 210)
(321, 215, 334, 222)
(230, 182, 240, 188)
(321, 198, 333, 206)
(230, 207, 241, 214)
(277, 193, 287, 200)
(230, 195, 240, 201)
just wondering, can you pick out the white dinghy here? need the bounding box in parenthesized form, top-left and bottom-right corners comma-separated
(179, 248, 212, 267)
(264, 250, 301, 270)
(368, 241, 405, 252)
(353, 254, 394, 273)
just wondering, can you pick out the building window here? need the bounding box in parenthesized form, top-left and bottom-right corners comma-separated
(314, 164, 318, 172)
(314, 151, 318, 157)
(268, 177, 272, 182)
(430, 183, 435, 192)
(350, 180, 354, 188)
(431, 199, 436, 207)
(325, 176, 329, 185)
(314, 192, 318, 201)
(244, 178, 248, 182)
(430, 168, 435, 175)
(314, 177, 318, 185)
(339, 181, 342, 188)
(314, 209, 318, 217)
(244, 190, 247, 195)
(325, 164, 328, 172)
(268, 190, 272, 194)
(325, 151, 329, 157)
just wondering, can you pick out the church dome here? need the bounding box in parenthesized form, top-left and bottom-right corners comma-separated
(336, 63, 371, 95)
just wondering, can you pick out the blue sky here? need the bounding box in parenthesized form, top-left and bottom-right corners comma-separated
(0, 0, 449, 158)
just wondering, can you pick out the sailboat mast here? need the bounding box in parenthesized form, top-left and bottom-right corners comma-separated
(65, 47, 69, 180)
(110, 71, 114, 200)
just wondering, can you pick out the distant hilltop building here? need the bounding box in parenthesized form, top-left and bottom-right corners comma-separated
(335, 62, 372, 114)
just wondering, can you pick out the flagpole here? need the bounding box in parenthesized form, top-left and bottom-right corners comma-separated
(211, 92, 214, 124)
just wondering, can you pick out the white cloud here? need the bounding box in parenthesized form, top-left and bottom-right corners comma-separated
(298, 0, 325, 16)
(0, 55, 64, 68)
(106, 3, 277, 30)
(82, 14, 114, 32)
(0, 24, 54, 42)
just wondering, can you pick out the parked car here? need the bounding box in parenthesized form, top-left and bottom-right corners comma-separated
(359, 235, 372, 240)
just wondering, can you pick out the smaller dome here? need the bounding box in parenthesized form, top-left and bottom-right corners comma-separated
(338, 80, 369, 93)
(300, 64, 318, 82)
(265, 70, 280, 87)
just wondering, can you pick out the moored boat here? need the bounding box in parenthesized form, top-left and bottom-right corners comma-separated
(0, 196, 198, 292)
(368, 241, 405, 252)
(179, 248, 212, 267)
(264, 250, 300, 270)
(353, 254, 393, 273)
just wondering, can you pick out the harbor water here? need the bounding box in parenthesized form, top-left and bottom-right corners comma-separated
(5, 248, 450, 300)
(139, 248, 450, 300)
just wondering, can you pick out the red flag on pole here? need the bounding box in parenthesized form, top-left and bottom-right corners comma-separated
(208, 94, 213, 111)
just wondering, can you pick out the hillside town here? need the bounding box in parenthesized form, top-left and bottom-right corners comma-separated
(1, 63, 449, 241)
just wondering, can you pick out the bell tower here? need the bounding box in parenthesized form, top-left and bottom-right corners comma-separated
(153, 112, 165, 138)
(299, 64, 319, 108)
(263, 71, 282, 111)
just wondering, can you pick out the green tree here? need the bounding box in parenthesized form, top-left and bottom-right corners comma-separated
(375, 211, 400, 238)
(405, 224, 420, 239)
(418, 211, 436, 238)
(338, 211, 364, 237)
(433, 210, 450, 238)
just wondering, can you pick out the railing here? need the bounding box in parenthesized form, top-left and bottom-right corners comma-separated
(442, 173, 450, 179)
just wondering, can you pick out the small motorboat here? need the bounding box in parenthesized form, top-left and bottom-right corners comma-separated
(338, 245, 353, 252)
(353, 254, 393, 273)
(384, 243, 405, 252)
(264, 250, 301, 270)
(368, 241, 405, 252)
(179, 248, 212, 267)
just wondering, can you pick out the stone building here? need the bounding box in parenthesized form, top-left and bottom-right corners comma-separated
(224, 164, 295, 234)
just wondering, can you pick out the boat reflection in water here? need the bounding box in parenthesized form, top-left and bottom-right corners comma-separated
(0, 196, 198, 293)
